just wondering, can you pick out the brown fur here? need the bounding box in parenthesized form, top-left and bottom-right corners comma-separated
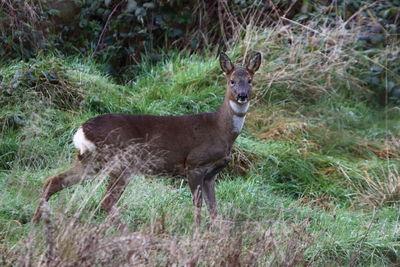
(32, 52, 261, 225)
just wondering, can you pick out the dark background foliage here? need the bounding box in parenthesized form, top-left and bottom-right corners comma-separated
(0, 0, 399, 101)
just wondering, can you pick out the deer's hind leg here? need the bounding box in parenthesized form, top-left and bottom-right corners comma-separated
(187, 168, 206, 226)
(101, 168, 131, 216)
(99, 168, 132, 231)
(32, 160, 92, 222)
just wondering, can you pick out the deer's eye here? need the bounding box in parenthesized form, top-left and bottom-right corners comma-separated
(248, 79, 252, 84)
(230, 80, 235, 85)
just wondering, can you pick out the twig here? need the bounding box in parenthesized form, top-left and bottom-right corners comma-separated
(92, 1, 125, 57)
(217, 0, 229, 46)
(339, 1, 379, 30)
(281, 17, 322, 35)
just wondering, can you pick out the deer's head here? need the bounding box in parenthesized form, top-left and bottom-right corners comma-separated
(220, 52, 261, 105)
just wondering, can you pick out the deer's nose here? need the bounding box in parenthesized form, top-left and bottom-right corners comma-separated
(237, 93, 248, 103)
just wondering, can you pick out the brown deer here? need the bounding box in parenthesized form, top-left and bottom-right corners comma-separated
(32, 52, 261, 224)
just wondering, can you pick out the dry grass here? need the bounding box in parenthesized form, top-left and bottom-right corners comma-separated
(358, 169, 400, 207)
(232, 16, 378, 107)
(7, 209, 313, 266)
(339, 165, 400, 208)
(2, 140, 315, 266)
(348, 140, 400, 159)
(257, 121, 308, 140)
(246, 108, 309, 141)
(228, 145, 259, 176)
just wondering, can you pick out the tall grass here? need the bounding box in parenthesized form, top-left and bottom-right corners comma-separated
(5, 176, 314, 266)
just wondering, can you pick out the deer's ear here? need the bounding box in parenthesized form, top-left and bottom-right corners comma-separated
(220, 52, 234, 74)
(246, 52, 261, 74)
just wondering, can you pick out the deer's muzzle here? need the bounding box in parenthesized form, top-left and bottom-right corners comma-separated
(237, 93, 248, 103)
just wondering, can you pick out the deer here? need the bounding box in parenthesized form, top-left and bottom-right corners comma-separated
(32, 52, 261, 225)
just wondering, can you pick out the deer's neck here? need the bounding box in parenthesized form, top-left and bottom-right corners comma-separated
(217, 94, 250, 142)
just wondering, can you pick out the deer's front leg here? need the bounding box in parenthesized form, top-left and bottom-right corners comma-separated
(186, 168, 205, 225)
(203, 175, 217, 219)
(202, 155, 231, 220)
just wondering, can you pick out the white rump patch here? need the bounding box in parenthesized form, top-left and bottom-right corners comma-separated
(73, 127, 96, 155)
(229, 100, 250, 114)
(232, 115, 246, 133)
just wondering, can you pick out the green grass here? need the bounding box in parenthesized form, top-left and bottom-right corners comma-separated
(1, 25, 399, 265)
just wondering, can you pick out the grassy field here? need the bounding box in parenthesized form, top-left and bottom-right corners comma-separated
(1, 23, 399, 266)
